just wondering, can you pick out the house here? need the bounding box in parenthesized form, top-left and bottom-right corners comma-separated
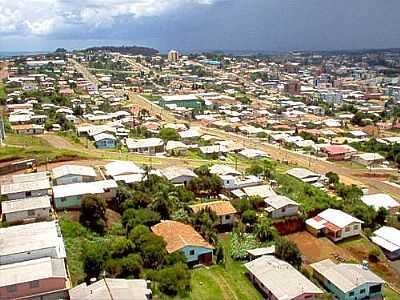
(53, 180, 118, 210)
(321, 145, 356, 161)
(104, 160, 144, 178)
(160, 166, 197, 186)
(220, 175, 263, 190)
(311, 259, 384, 300)
(361, 193, 400, 214)
(1, 196, 51, 224)
(94, 133, 116, 149)
(11, 124, 45, 135)
(126, 138, 164, 155)
(160, 94, 204, 109)
(306, 209, 363, 242)
(151, 220, 214, 266)
(352, 153, 385, 167)
(0, 178, 50, 200)
(245, 246, 275, 260)
(52, 164, 97, 185)
(178, 128, 202, 141)
(190, 200, 237, 226)
(286, 168, 323, 186)
(241, 184, 276, 199)
(0, 257, 68, 300)
(199, 145, 228, 157)
(265, 194, 300, 219)
(166, 140, 189, 156)
(238, 148, 269, 159)
(0, 221, 66, 265)
(245, 256, 323, 300)
(371, 226, 400, 260)
(69, 278, 152, 300)
(209, 164, 241, 177)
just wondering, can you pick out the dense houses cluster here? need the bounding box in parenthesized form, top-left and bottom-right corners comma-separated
(1, 48, 400, 299)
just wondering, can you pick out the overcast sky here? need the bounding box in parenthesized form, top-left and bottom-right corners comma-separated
(1, 0, 400, 53)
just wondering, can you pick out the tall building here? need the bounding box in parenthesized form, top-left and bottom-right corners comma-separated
(168, 49, 180, 62)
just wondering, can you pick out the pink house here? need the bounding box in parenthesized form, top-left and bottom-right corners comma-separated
(0, 257, 68, 299)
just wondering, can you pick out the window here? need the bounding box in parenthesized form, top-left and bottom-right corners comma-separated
(27, 210, 35, 217)
(26, 191, 32, 197)
(30, 281, 39, 289)
(225, 215, 231, 220)
(61, 197, 66, 202)
(281, 207, 286, 213)
(345, 226, 351, 232)
(369, 285, 382, 293)
(349, 291, 354, 296)
(189, 250, 195, 255)
(360, 289, 365, 294)
(7, 285, 17, 293)
(353, 224, 359, 230)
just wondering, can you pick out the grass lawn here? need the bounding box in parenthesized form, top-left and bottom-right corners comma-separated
(4, 134, 50, 147)
(0, 83, 6, 100)
(383, 286, 400, 300)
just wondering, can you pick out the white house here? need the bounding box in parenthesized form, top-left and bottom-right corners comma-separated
(264, 195, 300, 219)
(361, 193, 400, 214)
(160, 167, 197, 186)
(371, 226, 400, 260)
(0, 221, 66, 265)
(1, 196, 51, 224)
(52, 165, 97, 185)
(190, 200, 237, 226)
(352, 153, 385, 167)
(126, 138, 164, 155)
(306, 209, 363, 242)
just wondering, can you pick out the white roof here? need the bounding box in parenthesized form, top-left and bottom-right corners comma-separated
(245, 256, 323, 299)
(239, 148, 269, 159)
(94, 133, 116, 142)
(0, 221, 66, 258)
(372, 226, 400, 253)
(165, 140, 189, 151)
(0, 257, 67, 287)
(178, 128, 202, 139)
(53, 180, 117, 198)
(10, 172, 48, 184)
(355, 152, 385, 162)
(52, 165, 96, 179)
(361, 193, 400, 211)
(105, 161, 144, 177)
(1, 196, 51, 214)
(161, 167, 197, 181)
(113, 174, 144, 184)
(286, 168, 321, 181)
(246, 246, 275, 257)
(200, 144, 228, 154)
(0, 179, 50, 195)
(162, 94, 199, 101)
(242, 185, 276, 199)
(318, 209, 363, 228)
(265, 195, 299, 210)
(210, 164, 241, 176)
(126, 138, 164, 149)
(311, 259, 384, 293)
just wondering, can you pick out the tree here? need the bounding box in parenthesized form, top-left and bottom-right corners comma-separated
(82, 241, 108, 281)
(255, 216, 278, 242)
(153, 263, 191, 296)
(326, 172, 340, 185)
(158, 127, 180, 142)
(191, 208, 219, 244)
(375, 207, 388, 226)
(242, 209, 257, 224)
(122, 208, 161, 232)
(80, 195, 107, 234)
(215, 242, 225, 265)
(275, 238, 302, 269)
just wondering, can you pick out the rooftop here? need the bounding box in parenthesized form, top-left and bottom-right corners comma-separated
(190, 200, 237, 216)
(1, 196, 51, 214)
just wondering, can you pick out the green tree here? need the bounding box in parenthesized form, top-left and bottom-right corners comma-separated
(326, 172, 340, 185)
(275, 238, 302, 269)
(82, 241, 108, 280)
(122, 208, 161, 232)
(255, 216, 278, 242)
(242, 209, 257, 224)
(80, 195, 107, 234)
(153, 263, 191, 296)
(158, 127, 180, 142)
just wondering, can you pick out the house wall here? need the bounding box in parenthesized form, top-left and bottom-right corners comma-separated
(0, 247, 58, 265)
(0, 277, 66, 300)
(54, 195, 83, 210)
(180, 246, 213, 263)
(7, 189, 49, 201)
(338, 222, 362, 241)
(55, 174, 95, 186)
(169, 175, 195, 186)
(220, 214, 235, 225)
(95, 139, 116, 149)
(4, 207, 50, 224)
(315, 272, 383, 300)
(270, 204, 299, 219)
(382, 248, 400, 261)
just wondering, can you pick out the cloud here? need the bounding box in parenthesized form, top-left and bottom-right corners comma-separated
(0, 0, 225, 36)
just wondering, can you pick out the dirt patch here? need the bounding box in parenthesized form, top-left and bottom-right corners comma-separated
(287, 231, 354, 264)
(62, 209, 121, 230)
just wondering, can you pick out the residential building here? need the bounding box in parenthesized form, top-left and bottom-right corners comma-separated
(168, 49, 180, 62)
(94, 133, 116, 149)
(104, 160, 144, 178)
(190, 200, 237, 226)
(160, 166, 197, 186)
(53, 180, 118, 209)
(0, 178, 50, 200)
(352, 153, 385, 167)
(361, 194, 400, 214)
(264, 194, 300, 219)
(306, 209, 363, 242)
(245, 256, 323, 300)
(151, 220, 214, 266)
(165, 140, 189, 156)
(311, 259, 384, 300)
(126, 138, 164, 155)
(159, 95, 204, 109)
(0, 221, 66, 265)
(69, 278, 152, 300)
(321, 145, 356, 161)
(371, 226, 400, 260)
(286, 168, 324, 186)
(1, 196, 51, 224)
(52, 164, 97, 185)
(0, 257, 68, 300)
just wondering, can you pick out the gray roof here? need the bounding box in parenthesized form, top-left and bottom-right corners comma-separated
(286, 168, 321, 181)
(69, 279, 152, 300)
(10, 172, 48, 184)
(311, 259, 384, 293)
(265, 195, 299, 209)
(52, 165, 96, 179)
(161, 166, 197, 181)
(245, 256, 323, 299)
(242, 185, 276, 199)
(1, 196, 51, 214)
(0, 179, 50, 195)
(53, 180, 117, 198)
(0, 257, 67, 287)
(0, 221, 66, 258)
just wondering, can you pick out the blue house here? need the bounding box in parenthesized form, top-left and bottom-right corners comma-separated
(151, 220, 214, 266)
(311, 259, 385, 300)
(94, 133, 116, 149)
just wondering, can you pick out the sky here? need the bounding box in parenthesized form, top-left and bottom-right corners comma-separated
(1, 0, 400, 53)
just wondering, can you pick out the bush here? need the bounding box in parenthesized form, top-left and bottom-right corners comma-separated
(368, 248, 380, 263)
(80, 195, 107, 234)
(154, 263, 191, 296)
(242, 209, 257, 224)
(275, 238, 302, 269)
